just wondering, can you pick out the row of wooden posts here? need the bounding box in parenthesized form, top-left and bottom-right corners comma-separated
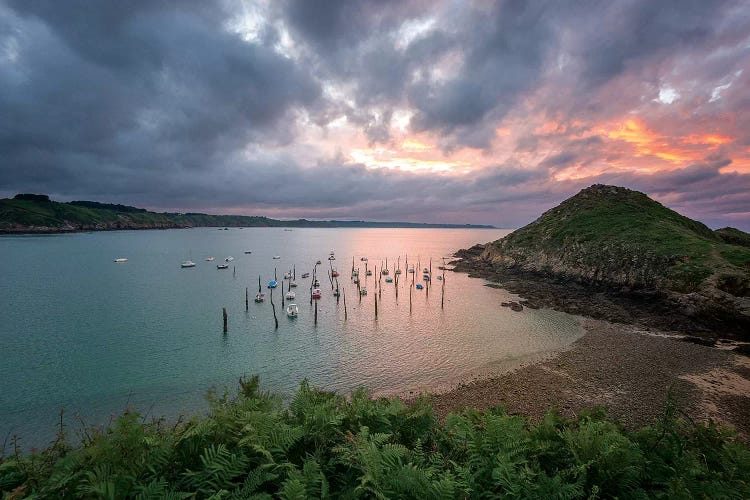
(223, 257, 446, 333)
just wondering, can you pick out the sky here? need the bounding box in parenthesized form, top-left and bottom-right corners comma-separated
(1, 0, 749, 230)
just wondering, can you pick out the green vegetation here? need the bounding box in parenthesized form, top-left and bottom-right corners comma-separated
(0, 198, 176, 231)
(716, 227, 750, 248)
(489, 185, 750, 292)
(2, 378, 749, 499)
(0, 196, 493, 232)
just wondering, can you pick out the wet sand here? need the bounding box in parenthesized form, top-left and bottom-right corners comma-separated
(424, 318, 750, 438)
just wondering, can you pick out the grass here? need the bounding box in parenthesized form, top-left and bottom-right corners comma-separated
(2, 377, 749, 499)
(496, 185, 749, 292)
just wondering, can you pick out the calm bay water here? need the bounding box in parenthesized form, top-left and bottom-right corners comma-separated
(0, 227, 582, 448)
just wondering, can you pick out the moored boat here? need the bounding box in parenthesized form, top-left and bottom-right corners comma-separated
(225, 256, 234, 262)
(360, 287, 368, 295)
(301, 272, 310, 278)
(273, 255, 281, 259)
(205, 257, 215, 261)
(286, 303, 299, 317)
(285, 290, 296, 300)
(217, 264, 229, 269)
(181, 260, 196, 268)
(312, 288, 322, 299)
(415, 283, 424, 290)
(114, 258, 128, 263)
(290, 281, 298, 287)
(268, 280, 278, 288)
(385, 277, 393, 283)
(313, 279, 320, 287)
(254, 293, 265, 302)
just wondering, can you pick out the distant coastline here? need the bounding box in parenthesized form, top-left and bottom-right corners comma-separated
(0, 194, 495, 234)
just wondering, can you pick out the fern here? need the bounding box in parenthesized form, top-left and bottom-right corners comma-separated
(5, 377, 750, 499)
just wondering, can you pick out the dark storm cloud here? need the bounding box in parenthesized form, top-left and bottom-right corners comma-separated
(409, 0, 551, 139)
(572, 0, 726, 87)
(0, 0, 320, 192)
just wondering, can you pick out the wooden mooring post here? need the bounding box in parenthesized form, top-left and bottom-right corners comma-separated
(343, 288, 348, 320)
(270, 288, 278, 329)
(314, 300, 318, 325)
(245, 287, 248, 311)
(441, 272, 446, 309)
(222, 307, 228, 333)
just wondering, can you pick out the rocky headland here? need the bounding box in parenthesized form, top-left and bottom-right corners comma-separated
(453, 184, 750, 340)
(432, 184, 750, 439)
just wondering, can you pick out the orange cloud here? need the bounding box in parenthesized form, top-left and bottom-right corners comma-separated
(599, 118, 735, 169)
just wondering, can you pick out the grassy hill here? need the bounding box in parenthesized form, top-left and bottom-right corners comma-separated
(482, 184, 750, 294)
(0, 196, 178, 231)
(0, 195, 494, 232)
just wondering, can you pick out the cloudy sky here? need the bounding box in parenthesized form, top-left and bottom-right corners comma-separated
(1, 0, 749, 229)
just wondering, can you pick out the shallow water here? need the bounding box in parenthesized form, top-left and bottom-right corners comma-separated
(0, 227, 583, 448)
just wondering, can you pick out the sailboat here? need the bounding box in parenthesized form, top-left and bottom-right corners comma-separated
(285, 290, 296, 300)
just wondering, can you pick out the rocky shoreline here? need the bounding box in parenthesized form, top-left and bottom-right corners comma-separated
(416, 241, 750, 439)
(426, 318, 750, 439)
(452, 244, 750, 341)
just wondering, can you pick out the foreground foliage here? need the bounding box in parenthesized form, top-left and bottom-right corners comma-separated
(2, 377, 749, 499)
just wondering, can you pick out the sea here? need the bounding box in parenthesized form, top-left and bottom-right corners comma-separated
(0, 227, 583, 449)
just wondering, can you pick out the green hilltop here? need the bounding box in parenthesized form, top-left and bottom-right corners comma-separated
(0, 194, 493, 232)
(483, 184, 750, 294)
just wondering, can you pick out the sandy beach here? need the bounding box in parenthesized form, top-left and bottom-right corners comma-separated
(426, 318, 750, 439)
